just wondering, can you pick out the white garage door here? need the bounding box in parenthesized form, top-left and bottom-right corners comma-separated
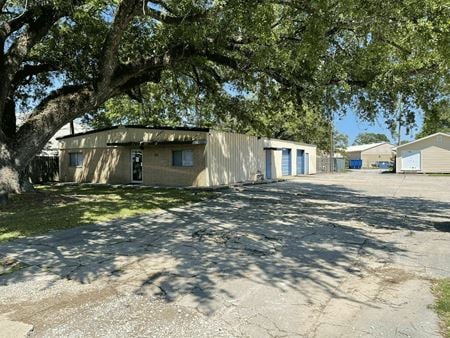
(401, 150, 421, 170)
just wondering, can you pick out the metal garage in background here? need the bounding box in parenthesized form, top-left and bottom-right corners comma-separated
(282, 148, 292, 176)
(395, 133, 450, 173)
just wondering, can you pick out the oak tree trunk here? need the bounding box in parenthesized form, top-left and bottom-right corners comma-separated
(0, 143, 32, 194)
(0, 87, 106, 195)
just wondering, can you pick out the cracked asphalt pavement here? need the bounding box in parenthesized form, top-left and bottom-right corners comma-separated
(1, 170, 449, 337)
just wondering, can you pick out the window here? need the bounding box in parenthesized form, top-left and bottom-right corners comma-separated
(172, 150, 193, 167)
(69, 152, 83, 167)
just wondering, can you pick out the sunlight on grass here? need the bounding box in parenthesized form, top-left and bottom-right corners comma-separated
(433, 279, 450, 338)
(0, 185, 214, 242)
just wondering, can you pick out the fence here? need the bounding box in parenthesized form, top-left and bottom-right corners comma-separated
(316, 156, 347, 173)
(27, 156, 59, 183)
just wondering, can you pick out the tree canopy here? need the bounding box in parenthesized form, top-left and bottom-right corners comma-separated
(353, 132, 390, 145)
(0, 0, 449, 192)
(334, 131, 349, 154)
(416, 100, 450, 138)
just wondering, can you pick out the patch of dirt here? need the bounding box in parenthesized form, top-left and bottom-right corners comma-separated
(372, 267, 418, 285)
(192, 228, 282, 256)
(1, 284, 118, 333)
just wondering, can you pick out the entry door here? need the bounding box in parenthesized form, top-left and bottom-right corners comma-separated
(131, 149, 143, 182)
(296, 150, 305, 175)
(265, 150, 272, 179)
(305, 153, 310, 174)
(282, 149, 292, 176)
(401, 150, 421, 171)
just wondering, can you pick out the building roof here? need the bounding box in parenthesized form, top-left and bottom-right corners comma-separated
(56, 125, 318, 150)
(346, 142, 392, 153)
(56, 125, 210, 140)
(395, 132, 450, 150)
(42, 122, 90, 155)
(263, 138, 317, 148)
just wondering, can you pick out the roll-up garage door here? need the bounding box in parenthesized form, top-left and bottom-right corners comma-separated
(282, 149, 292, 176)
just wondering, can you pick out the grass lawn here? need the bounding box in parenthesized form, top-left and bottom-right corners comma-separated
(0, 184, 214, 242)
(433, 279, 450, 337)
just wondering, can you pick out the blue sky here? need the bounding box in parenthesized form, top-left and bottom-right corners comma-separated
(335, 109, 423, 145)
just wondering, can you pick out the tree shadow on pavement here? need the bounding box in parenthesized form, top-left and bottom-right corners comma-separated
(1, 180, 449, 315)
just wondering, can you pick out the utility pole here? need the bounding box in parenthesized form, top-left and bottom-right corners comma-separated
(329, 113, 334, 173)
(69, 120, 75, 135)
(396, 94, 403, 146)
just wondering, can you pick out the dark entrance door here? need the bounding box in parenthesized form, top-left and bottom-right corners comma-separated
(131, 149, 143, 182)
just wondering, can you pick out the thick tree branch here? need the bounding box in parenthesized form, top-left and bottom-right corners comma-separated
(112, 43, 244, 92)
(0, 6, 66, 123)
(12, 63, 59, 86)
(15, 85, 98, 166)
(97, 0, 142, 89)
(0, 6, 48, 41)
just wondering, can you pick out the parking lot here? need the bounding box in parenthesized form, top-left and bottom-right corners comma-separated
(1, 170, 449, 337)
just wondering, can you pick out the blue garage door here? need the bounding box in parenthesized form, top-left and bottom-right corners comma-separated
(296, 149, 305, 175)
(282, 149, 292, 176)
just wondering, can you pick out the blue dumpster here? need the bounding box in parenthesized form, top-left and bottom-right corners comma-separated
(349, 160, 362, 169)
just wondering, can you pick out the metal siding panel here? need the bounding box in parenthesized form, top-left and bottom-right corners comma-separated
(296, 149, 305, 175)
(305, 153, 310, 174)
(206, 131, 264, 185)
(282, 149, 292, 176)
(265, 150, 272, 179)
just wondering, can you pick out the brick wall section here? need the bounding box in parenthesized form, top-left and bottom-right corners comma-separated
(59, 148, 130, 184)
(60, 145, 207, 186)
(142, 145, 207, 186)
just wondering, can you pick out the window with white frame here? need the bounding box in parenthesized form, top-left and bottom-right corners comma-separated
(172, 150, 193, 167)
(69, 152, 84, 167)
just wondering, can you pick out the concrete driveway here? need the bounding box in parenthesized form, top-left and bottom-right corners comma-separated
(1, 170, 449, 337)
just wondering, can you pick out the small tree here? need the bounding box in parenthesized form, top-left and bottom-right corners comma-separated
(334, 132, 349, 155)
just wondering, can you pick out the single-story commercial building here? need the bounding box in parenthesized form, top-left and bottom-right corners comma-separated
(57, 125, 316, 187)
(346, 142, 395, 168)
(395, 132, 450, 173)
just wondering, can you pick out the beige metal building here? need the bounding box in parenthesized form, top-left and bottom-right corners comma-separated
(346, 142, 395, 168)
(58, 126, 316, 187)
(395, 132, 450, 173)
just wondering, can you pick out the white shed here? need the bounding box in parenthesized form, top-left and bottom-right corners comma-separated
(395, 133, 450, 173)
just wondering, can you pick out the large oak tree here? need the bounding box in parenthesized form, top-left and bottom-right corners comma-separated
(0, 0, 448, 193)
